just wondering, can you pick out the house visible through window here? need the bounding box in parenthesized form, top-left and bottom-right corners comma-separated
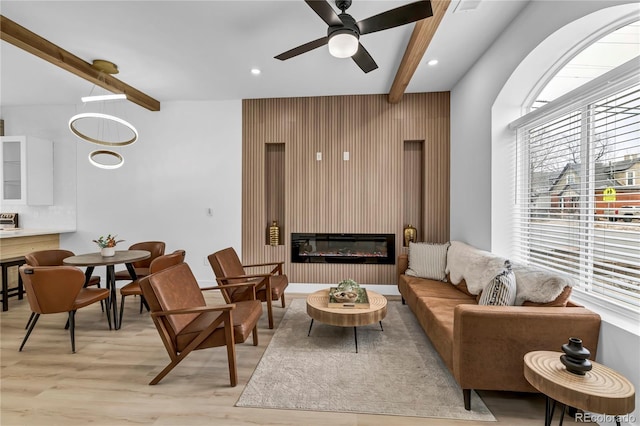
(515, 82, 640, 312)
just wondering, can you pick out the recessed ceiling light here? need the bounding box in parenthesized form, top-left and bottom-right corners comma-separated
(251, 68, 261, 75)
(427, 59, 439, 66)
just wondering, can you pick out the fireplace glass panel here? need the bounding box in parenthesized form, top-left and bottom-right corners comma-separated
(291, 233, 395, 264)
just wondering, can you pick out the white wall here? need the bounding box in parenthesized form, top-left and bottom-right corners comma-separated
(2, 100, 242, 283)
(451, 1, 639, 425)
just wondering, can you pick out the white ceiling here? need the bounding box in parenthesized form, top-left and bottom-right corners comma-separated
(0, 0, 529, 108)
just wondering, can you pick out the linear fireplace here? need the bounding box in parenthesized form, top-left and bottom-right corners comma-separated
(291, 233, 395, 264)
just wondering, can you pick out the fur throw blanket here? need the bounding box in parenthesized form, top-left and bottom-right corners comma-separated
(511, 262, 575, 305)
(445, 241, 508, 295)
(445, 241, 574, 304)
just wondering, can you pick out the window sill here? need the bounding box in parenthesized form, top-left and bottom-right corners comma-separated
(570, 288, 640, 337)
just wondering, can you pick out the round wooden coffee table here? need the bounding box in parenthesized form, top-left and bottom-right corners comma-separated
(524, 350, 635, 426)
(306, 288, 387, 353)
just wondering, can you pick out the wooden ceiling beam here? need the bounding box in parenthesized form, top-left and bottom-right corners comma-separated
(388, 0, 451, 104)
(0, 15, 160, 111)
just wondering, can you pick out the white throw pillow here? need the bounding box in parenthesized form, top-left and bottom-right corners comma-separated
(478, 267, 517, 306)
(405, 242, 450, 281)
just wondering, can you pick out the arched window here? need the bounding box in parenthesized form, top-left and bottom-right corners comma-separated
(530, 22, 640, 111)
(509, 21, 640, 313)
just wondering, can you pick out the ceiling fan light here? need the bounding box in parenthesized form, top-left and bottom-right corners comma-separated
(328, 32, 359, 58)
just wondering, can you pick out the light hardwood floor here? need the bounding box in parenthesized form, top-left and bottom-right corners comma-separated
(0, 292, 594, 425)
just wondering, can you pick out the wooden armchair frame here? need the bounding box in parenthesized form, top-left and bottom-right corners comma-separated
(209, 248, 287, 329)
(149, 304, 236, 385)
(141, 266, 261, 387)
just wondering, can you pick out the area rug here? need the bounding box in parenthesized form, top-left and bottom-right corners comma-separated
(236, 298, 496, 421)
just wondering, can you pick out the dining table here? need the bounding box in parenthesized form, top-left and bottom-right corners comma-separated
(63, 250, 150, 330)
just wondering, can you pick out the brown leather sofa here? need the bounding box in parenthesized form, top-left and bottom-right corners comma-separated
(397, 252, 602, 410)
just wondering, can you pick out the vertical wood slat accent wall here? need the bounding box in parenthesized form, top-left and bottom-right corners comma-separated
(243, 93, 450, 285)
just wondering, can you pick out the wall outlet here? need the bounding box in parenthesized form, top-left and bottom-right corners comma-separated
(316, 152, 322, 161)
(343, 151, 350, 161)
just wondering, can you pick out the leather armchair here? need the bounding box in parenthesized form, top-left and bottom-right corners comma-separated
(208, 247, 288, 329)
(139, 262, 262, 386)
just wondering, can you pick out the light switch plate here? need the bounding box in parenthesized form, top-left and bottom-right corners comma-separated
(316, 152, 322, 161)
(343, 151, 350, 161)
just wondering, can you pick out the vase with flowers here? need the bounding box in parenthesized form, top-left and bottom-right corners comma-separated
(93, 234, 124, 257)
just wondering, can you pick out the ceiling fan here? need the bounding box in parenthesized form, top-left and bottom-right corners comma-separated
(275, 0, 433, 73)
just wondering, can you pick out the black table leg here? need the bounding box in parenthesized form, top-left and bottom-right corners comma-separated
(379, 321, 384, 331)
(545, 396, 555, 426)
(1, 264, 8, 311)
(354, 326, 358, 353)
(106, 265, 119, 329)
(18, 272, 24, 300)
(558, 404, 566, 426)
(82, 266, 94, 287)
(125, 262, 138, 281)
(307, 319, 314, 336)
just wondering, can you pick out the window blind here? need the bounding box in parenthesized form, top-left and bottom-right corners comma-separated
(515, 84, 640, 312)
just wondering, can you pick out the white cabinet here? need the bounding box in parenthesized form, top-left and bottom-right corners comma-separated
(1, 136, 53, 205)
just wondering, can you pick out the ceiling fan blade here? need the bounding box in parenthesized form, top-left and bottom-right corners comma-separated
(357, 0, 433, 35)
(275, 36, 329, 61)
(352, 43, 378, 73)
(305, 0, 342, 27)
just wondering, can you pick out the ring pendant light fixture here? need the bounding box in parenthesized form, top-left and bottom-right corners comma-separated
(69, 112, 138, 147)
(68, 60, 138, 169)
(88, 150, 124, 169)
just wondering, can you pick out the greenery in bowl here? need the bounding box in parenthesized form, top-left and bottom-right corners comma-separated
(337, 278, 359, 292)
(93, 234, 124, 248)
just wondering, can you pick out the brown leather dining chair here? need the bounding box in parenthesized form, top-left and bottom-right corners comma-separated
(119, 249, 186, 327)
(114, 241, 166, 281)
(139, 262, 262, 386)
(18, 265, 111, 353)
(25, 249, 105, 324)
(208, 247, 288, 329)
(25, 249, 102, 288)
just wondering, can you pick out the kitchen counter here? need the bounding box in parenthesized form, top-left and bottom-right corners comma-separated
(0, 228, 75, 239)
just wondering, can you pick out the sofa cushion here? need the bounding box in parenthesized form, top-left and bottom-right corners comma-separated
(405, 242, 450, 281)
(400, 275, 476, 301)
(478, 268, 517, 306)
(415, 297, 476, 371)
(447, 276, 474, 297)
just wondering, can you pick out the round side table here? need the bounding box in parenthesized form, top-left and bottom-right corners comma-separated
(524, 350, 635, 426)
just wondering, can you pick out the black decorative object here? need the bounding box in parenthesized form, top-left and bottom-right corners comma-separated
(560, 337, 592, 375)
